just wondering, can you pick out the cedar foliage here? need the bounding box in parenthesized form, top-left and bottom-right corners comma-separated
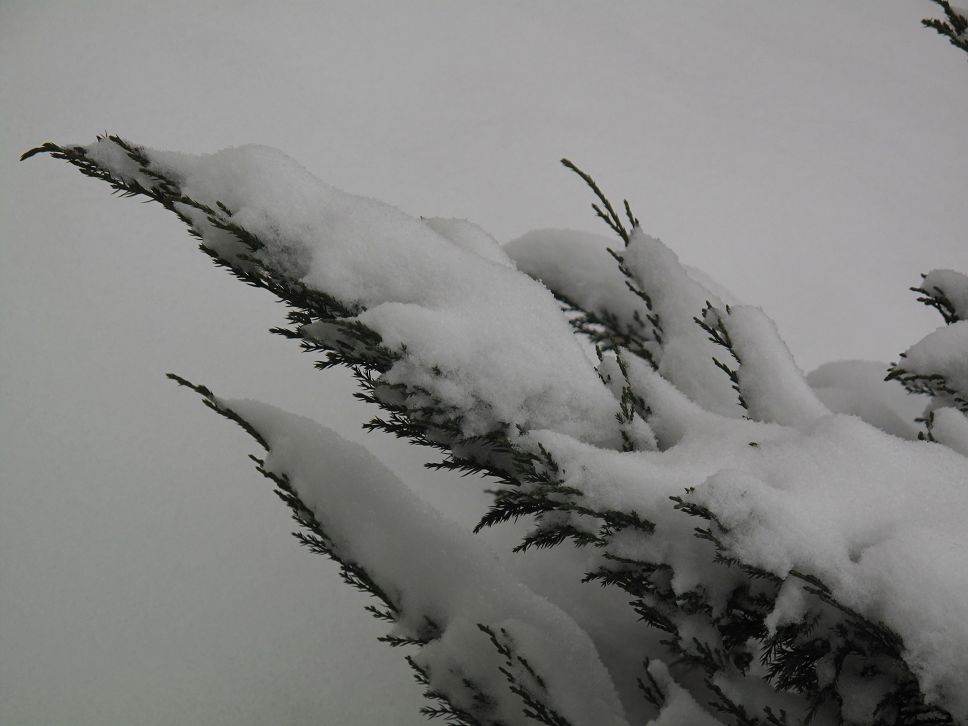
(22, 7, 968, 725)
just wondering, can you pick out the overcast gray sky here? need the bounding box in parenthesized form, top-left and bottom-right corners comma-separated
(2, 2, 966, 724)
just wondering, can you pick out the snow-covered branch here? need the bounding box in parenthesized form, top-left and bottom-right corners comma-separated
(27, 133, 968, 724)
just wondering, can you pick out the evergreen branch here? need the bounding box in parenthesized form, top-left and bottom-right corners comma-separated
(560, 158, 637, 245)
(406, 657, 497, 726)
(163, 374, 532, 725)
(166, 374, 402, 619)
(886, 361, 968, 413)
(554, 291, 657, 368)
(704, 678, 762, 726)
(912, 279, 962, 324)
(606, 247, 665, 347)
(636, 660, 665, 709)
(694, 302, 749, 411)
(612, 350, 654, 452)
(923, 0, 968, 56)
(673, 489, 954, 723)
(478, 625, 574, 726)
(33, 135, 964, 724)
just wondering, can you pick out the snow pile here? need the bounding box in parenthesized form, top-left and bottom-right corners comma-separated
(506, 227, 745, 418)
(693, 416, 968, 712)
(525, 253, 968, 714)
(921, 269, 968, 322)
(899, 320, 968, 406)
(506, 229, 645, 327)
(930, 406, 968, 456)
(533, 349, 968, 715)
(806, 360, 926, 439)
(421, 217, 516, 269)
(82, 139, 621, 446)
(223, 397, 629, 726)
(700, 304, 829, 428)
(505, 229, 739, 315)
(889, 269, 968, 453)
(621, 229, 744, 417)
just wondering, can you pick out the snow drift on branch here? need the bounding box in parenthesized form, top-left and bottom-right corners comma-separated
(31, 135, 968, 722)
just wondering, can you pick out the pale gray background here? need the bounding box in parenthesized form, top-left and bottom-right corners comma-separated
(2, 2, 966, 724)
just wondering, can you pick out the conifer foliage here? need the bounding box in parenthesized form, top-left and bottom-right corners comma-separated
(24, 9, 968, 725)
(923, 0, 968, 55)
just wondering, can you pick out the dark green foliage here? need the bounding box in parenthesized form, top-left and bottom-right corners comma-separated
(543, 160, 662, 370)
(923, 0, 968, 56)
(557, 293, 654, 365)
(603, 246, 665, 348)
(406, 656, 493, 726)
(167, 374, 544, 725)
(695, 303, 749, 412)
(561, 158, 638, 246)
(885, 361, 968, 414)
(635, 660, 665, 710)
(165, 374, 404, 624)
(912, 274, 963, 325)
(478, 625, 573, 726)
(887, 274, 968, 415)
(671, 498, 955, 726)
